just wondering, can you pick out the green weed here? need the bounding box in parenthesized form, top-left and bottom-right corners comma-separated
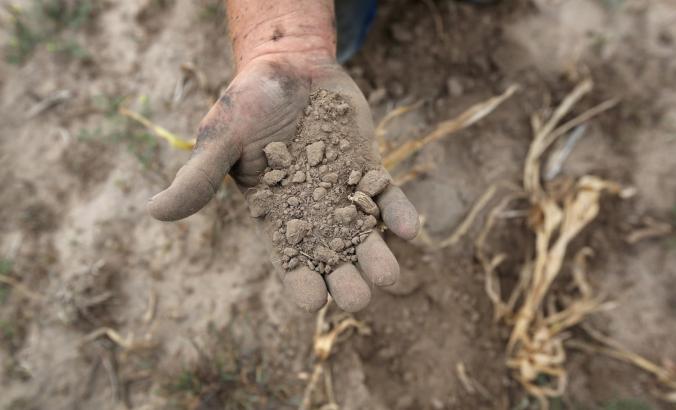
(4, 0, 98, 64)
(78, 95, 160, 169)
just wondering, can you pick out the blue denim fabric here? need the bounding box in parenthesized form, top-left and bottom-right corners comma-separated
(335, 0, 377, 63)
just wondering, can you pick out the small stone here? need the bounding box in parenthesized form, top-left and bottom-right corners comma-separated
(272, 231, 283, 243)
(314, 246, 340, 265)
(340, 227, 350, 236)
(334, 205, 358, 225)
(286, 219, 311, 245)
(319, 165, 328, 174)
(287, 257, 299, 270)
(363, 215, 378, 229)
(319, 182, 331, 189)
(357, 169, 390, 196)
(324, 265, 333, 274)
(313, 187, 327, 201)
(282, 262, 289, 269)
(350, 255, 358, 262)
(281, 178, 291, 187)
(322, 173, 338, 184)
(339, 139, 350, 151)
(346, 247, 355, 254)
(329, 238, 345, 252)
(320, 123, 332, 133)
(356, 219, 364, 227)
(306, 141, 325, 166)
(347, 170, 362, 185)
(287, 197, 300, 207)
(248, 189, 273, 217)
(263, 142, 292, 169)
(325, 149, 338, 162)
(283, 247, 299, 257)
(307, 260, 315, 270)
(263, 169, 286, 185)
(291, 171, 306, 183)
(351, 237, 361, 245)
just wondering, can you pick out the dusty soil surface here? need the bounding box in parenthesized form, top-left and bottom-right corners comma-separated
(1, 0, 675, 409)
(251, 89, 384, 274)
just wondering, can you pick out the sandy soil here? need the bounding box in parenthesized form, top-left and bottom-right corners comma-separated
(1, 0, 675, 409)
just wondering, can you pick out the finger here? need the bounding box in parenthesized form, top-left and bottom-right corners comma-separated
(148, 101, 241, 221)
(356, 232, 400, 287)
(283, 267, 328, 313)
(376, 185, 420, 240)
(325, 264, 371, 313)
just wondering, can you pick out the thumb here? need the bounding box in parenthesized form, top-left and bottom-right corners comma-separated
(147, 99, 241, 221)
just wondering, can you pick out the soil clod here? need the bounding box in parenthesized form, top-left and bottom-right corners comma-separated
(247, 89, 382, 271)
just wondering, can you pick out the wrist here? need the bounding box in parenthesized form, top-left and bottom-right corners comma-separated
(227, 1, 337, 73)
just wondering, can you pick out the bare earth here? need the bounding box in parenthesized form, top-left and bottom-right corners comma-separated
(1, 0, 675, 409)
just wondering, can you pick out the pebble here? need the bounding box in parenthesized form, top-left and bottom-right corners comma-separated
(319, 165, 328, 174)
(306, 141, 325, 166)
(263, 169, 286, 185)
(356, 219, 364, 227)
(329, 238, 345, 252)
(272, 231, 283, 243)
(334, 205, 357, 225)
(263, 142, 293, 169)
(287, 197, 300, 207)
(320, 123, 332, 133)
(339, 139, 350, 151)
(312, 187, 327, 201)
(357, 169, 390, 196)
(351, 237, 361, 245)
(319, 182, 332, 189)
(248, 189, 272, 217)
(347, 170, 362, 185)
(283, 247, 299, 257)
(291, 171, 306, 183)
(363, 215, 378, 229)
(314, 246, 339, 265)
(321, 172, 338, 183)
(286, 219, 310, 245)
(325, 149, 338, 162)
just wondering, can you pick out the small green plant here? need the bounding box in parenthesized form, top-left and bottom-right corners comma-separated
(4, 0, 98, 64)
(78, 95, 160, 169)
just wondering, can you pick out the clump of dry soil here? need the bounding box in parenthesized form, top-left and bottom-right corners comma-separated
(247, 89, 390, 274)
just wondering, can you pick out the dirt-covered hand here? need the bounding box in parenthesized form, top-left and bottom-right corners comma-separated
(147, 56, 419, 312)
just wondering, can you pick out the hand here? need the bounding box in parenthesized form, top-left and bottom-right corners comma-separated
(147, 55, 419, 312)
(147, 0, 419, 312)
